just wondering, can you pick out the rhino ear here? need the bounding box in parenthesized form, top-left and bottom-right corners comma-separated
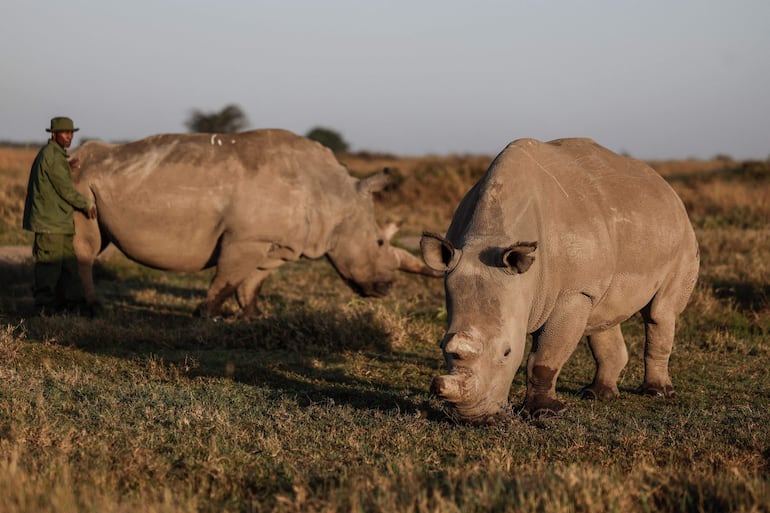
(420, 231, 462, 273)
(502, 241, 537, 274)
(357, 168, 390, 195)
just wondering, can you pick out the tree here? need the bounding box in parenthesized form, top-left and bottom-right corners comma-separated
(306, 126, 349, 152)
(185, 104, 249, 133)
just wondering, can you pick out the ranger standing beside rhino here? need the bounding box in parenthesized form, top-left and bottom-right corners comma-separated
(421, 138, 699, 424)
(23, 117, 98, 315)
(69, 129, 436, 317)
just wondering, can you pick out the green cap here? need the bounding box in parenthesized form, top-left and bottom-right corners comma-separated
(46, 117, 79, 133)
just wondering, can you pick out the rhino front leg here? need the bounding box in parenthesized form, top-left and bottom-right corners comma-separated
(525, 293, 592, 417)
(195, 240, 276, 318)
(235, 268, 274, 319)
(581, 324, 629, 400)
(194, 278, 236, 318)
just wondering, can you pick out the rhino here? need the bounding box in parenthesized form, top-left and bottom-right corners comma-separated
(421, 138, 699, 424)
(70, 129, 436, 317)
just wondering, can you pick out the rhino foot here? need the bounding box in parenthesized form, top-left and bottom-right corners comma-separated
(640, 383, 675, 398)
(192, 302, 223, 320)
(84, 300, 105, 318)
(522, 397, 567, 419)
(532, 408, 563, 420)
(579, 384, 620, 401)
(233, 306, 266, 321)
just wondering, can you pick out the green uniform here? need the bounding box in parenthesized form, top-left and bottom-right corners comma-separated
(22, 140, 93, 310)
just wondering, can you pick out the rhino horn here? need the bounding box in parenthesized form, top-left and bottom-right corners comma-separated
(420, 232, 462, 273)
(430, 374, 465, 402)
(382, 221, 400, 242)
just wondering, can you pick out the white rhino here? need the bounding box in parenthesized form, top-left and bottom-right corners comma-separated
(70, 129, 436, 317)
(421, 138, 699, 424)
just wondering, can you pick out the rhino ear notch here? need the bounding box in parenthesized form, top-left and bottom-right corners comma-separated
(502, 241, 537, 274)
(420, 231, 461, 273)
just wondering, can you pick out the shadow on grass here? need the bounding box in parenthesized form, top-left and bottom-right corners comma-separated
(6, 287, 443, 418)
(0, 259, 207, 318)
(0, 261, 32, 305)
(2, 259, 669, 422)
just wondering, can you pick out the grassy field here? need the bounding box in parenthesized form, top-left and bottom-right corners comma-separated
(0, 145, 769, 512)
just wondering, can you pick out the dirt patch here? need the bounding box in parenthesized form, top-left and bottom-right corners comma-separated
(0, 245, 32, 265)
(0, 244, 123, 266)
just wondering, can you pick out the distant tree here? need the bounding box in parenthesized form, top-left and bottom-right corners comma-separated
(185, 104, 249, 133)
(306, 126, 349, 152)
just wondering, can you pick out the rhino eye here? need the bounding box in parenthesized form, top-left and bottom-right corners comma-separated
(377, 238, 385, 247)
(503, 347, 511, 357)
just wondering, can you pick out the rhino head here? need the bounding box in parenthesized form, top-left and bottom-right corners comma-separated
(326, 170, 440, 298)
(421, 231, 538, 424)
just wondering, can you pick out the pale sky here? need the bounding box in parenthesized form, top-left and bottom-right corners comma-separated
(2, 0, 768, 159)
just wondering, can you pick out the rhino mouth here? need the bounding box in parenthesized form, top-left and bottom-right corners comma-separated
(436, 396, 509, 425)
(430, 374, 509, 425)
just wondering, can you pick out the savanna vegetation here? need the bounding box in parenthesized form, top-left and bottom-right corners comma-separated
(1, 143, 768, 513)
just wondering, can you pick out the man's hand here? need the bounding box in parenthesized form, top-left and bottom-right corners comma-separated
(87, 204, 97, 220)
(68, 157, 81, 171)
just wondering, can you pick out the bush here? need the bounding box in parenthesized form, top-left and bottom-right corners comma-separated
(185, 104, 249, 134)
(306, 127, 349, 152)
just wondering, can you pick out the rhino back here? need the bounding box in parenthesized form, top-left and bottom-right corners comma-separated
(73, 130, 355, 270)
(448, 137, 697, 329)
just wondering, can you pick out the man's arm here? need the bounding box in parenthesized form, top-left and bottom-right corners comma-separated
(46, 154, 95, 216)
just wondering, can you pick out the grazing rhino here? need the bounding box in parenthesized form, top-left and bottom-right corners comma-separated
(70, 129, 436, 317)
(421, 138, 699, 424)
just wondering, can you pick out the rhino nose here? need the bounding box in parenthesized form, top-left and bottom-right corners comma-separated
(443, 333, 483, 361)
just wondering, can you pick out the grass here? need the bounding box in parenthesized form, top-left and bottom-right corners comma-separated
(1, 146, 769, 512)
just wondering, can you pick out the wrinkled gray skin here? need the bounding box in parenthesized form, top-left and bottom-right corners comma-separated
(70, 129, 436, 317)
(421, 138, 699, 424)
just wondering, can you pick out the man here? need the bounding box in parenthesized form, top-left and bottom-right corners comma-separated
(22, 116, 97, 315)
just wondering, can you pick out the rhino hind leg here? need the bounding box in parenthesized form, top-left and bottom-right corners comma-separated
(639, 307, 677, 398)
(638, 252, 698, 398)
(73, 212, 102, 306)
(581, 324, 629, 400)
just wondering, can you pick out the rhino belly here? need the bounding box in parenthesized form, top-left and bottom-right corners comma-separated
(584, 271, 663, 333)
(112, 229, 220, 271)
(100, 209, 223, 272)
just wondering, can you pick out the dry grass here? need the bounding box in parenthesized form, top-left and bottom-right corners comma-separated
(340, 152, 491, 235)
(0, 147, 36, 245)
(1, 144, 769, 513)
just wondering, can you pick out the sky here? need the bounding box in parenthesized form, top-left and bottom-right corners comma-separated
(1, 0, 769, 160)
